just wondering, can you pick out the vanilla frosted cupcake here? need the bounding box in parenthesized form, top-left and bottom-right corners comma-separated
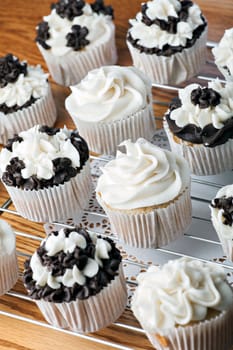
(0, 219, 18, 295)
(0, 125, 92, 223)
(131, 257, 233, 350)
(164, 79, 233, 175)
(36, 0, 117, 86)
(0, 54, 56, 144)
(65, 65, 155, 154)
(126, 0, 207, 85)
(211, 184, 233, 261)
(23, 226, 127, 333)
(212, 28, 233, 82)
(96, 138, 191, 248)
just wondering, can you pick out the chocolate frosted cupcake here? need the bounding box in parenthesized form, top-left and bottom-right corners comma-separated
(23, 226, 127, 333)
(0, 219, 18, 295)
(0, 54, 56, 144)
(211, 184, 233, 261)
(164, 79, 233, 175)
(126, 0, 207, 85)
(131, 257, 233, 350)
(36, 0, 117, 86)
(212, 28, 233, 82)
(65, 65, 155, 155)
(0, 125, 92, 223)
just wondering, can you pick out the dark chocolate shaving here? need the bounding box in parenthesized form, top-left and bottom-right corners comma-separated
(190, 87, 221, 109)
(66, 25, 90, 51)
(211, 196, 233, 226)
(36, 21, 51, 50)
(0, 96, 37, 115)
(5, 135, 23, 151)
(91, 0, 114, 18)
(0, 54, 27, 88)
(23, 227, 122, 302)
(51, 0, 85, 20)
(39, 125, 60, 136)
(2, 157, 25, 187)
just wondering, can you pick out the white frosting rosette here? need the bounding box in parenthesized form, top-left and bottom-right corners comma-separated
(0, 64, 56, 144)
(65, 65, 156, 154)
(131, 257, 233, 350)
(96, 138, 192, 248)
(0, 219, 18, 296)
(37, 3, 117, 86)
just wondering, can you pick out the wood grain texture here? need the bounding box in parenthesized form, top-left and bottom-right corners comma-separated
(0, 1, 232, 349)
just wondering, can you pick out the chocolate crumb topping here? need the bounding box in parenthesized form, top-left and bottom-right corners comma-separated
(51, 0, 85, 20)
(91, 0, 114, 18)
(23, 227, 122, 302)
(66, 25, 90, 51)
(5, 135, 23, 151)
(0, 96, 37, 115)
(36, 21, 51, 50)
(211, 196, 233, 226)
(190, 87, 221, 109)
(0, 53, 27, 88)
(39, 125, 60, 136)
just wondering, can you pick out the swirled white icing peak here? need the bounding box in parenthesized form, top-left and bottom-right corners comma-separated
(131, 257, 233, 332)
(96, 138, 190, 209)
(212, 28, 233, 76)
(0, 219, 16, 255)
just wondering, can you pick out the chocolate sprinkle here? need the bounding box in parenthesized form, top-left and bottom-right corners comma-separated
(66, 25, 90, 51)
(0, 53, 27, 88)
(211, 196, 233, 226)
(51, 0, 85, 20)
(36, 21, 51, 50)
(91, 0, 114, 18)
(23, 227, 122, 302)
(190, 87, 221, 109)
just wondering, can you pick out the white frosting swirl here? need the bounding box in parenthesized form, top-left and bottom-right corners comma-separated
(211, 184, 233, 239)
(131, 257, 233, 332)
(0, 219, 16, 255)
(96, 138, 190, 210)
(65, 66, 151, 123)
(169, 80, 233, 129)
(212, 28, 233, 76)
(0, 125, 80, 180)
(43, 5, 113, 56)
(0, 65, 49, 108)
(128, 0, 204, 49)
(30, 230, 112, 289)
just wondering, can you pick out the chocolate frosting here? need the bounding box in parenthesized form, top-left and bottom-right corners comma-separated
(51, 0, 85, 20)
(211, 196, 233, 226)
(0, 53, 27, 88)
(23, 227, 122, 302)
(36, 21, 51, 50)
(2, 126, 89, 190)
(91, 0, 114, 18)
(191, 87, 221, 109)
(66, 25, 90, 50)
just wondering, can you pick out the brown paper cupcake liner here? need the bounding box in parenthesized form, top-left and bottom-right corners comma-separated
(97, 186, 192, 248)
(127, 28, 207, 85)
(0, 86, 57, 145)
(164, 120, 233, 176)
(71, 103, 156, 155)
(0, 252, 18, 296)
(3, 161, 92, 223)
(37, 23, 117, 86)
(35, 264, 127, 333)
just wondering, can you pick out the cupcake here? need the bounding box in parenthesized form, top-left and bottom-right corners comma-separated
(23, 226, 127, 333)
(96, 138, 192, 248)
(210, 184, 233, 261)
(126, 0, 207, 85)
(212, 28, 233, 82)
(0, 53, 56, 144)
(65, 65, 156, 155)
(0, 219, 18, 295)
(131, 257, 233, 350)
(0, 125, 92, 223)
(36, 0, 117, 86)
(164, 79, 233, 175)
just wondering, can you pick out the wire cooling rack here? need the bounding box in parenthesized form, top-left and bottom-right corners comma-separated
(0, 42, 232, 350)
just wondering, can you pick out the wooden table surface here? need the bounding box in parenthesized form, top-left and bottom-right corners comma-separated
(0, 1, 233, 349)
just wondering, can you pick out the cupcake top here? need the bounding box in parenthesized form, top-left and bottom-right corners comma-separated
(0, 125, 89, 190)
(23, 226, 122, 302)
(36, 0, 114, 57)
(65, 66, 152, 124)
(127, 0, 207, 56)
(96, 138, 190, 210)
(0, 219, 16, 255)
(211, 184, 233, 239)
(0, 54, 49, 115)
(165, 80, 233, 147)
(212, 28, 233, 78)
(131, 257, 233, 333)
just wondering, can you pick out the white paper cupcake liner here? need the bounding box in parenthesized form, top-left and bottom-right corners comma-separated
(217, 66, 233, 83)
(71, 103, 156, 155)
(0, 86, 57, 145)
(211, 213, 233, 261)
(37, 23, 117, 87)
(146, 308, 233, 350)
(97, 186, 192, 248)
(127, 28, 207, 85)
(3, 161, 92, 223)
(164, 120, 233, 176)
(35, 264, 127, 333)
(0, 252, 18, 296)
